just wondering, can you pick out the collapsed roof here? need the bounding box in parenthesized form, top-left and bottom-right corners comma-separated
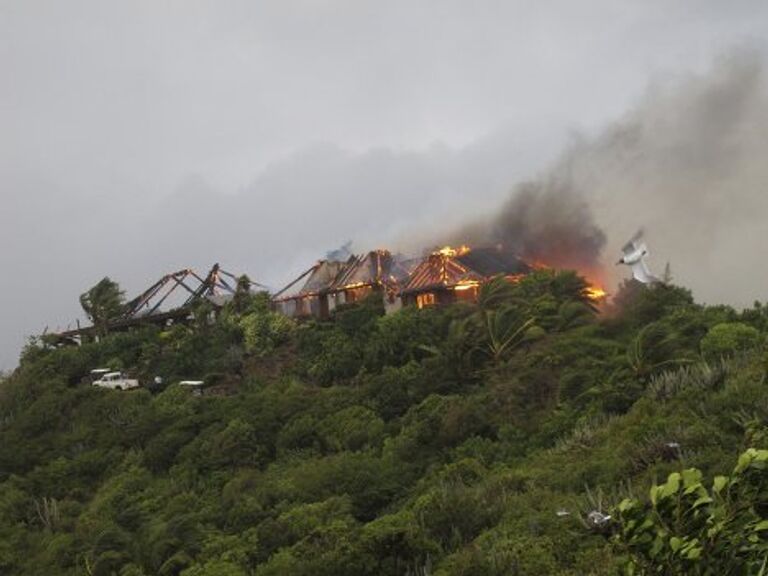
(275, 250, 412, 301)
(275, 246, 530, 301)
(400, 246, 530, 294)
(122, 263, 264, 318)
(329, 250, 411, 292)
(273, 260, 347, 301)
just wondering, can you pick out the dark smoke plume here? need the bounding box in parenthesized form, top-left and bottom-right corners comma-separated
(447, 48, 768, 301)
(459, 177, 606, 271)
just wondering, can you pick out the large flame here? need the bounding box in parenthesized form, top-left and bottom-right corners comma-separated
(436, 245, 471, 257)
(453, 280, 480, 291)
(431, 243, 608, 303)
(586, 285, 607, 301)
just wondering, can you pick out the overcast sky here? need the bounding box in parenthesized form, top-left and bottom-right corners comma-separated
(1, 1, 767, 369)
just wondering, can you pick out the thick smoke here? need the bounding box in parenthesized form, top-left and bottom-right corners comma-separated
(2, 48, 766, 370)
(457, 177, 606, 272)
(450, 49, 768, 303)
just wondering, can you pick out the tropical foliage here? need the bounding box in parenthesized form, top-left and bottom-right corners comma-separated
(1, 274, 767, 574)
(79, 277, 126, 336)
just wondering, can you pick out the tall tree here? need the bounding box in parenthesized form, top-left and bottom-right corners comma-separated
(79, 277, 125, 335)
(232, 274, 254, 314)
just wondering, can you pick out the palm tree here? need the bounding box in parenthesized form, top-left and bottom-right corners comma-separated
(79, 277, 125, 336)
(477, 275, 520, 311)
(475, 276, 539, 366)
(554, 300, 596, 332)
(480, 306, 538, 366)
(625, 323, 691, 379)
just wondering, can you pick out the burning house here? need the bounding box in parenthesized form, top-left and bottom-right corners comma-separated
(399, 245, 531, 308)
(272, 259, 347, 318)
(326, 250, 411, 314)
(273, 250, 409, 319)
(271, 244, 607, 318)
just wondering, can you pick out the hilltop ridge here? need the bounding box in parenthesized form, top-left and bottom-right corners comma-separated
(1, 271, 768, 574)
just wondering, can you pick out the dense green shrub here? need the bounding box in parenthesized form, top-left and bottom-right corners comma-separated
(614, 449, 768, 574)
(3, 274, 768, 574)
(700, 322, 761, 359)
(237, 293, 296, 356)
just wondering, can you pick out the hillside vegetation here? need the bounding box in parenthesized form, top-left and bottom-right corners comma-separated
(1, 270, 768, 575)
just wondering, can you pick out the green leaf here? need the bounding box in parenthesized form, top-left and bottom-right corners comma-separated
(661, 473, 681, 498)
(685, 546, 702, 560)
(618, 498, 633, 512)
(650, 536, 664, 558)
(757, 555, 768, 576)
(692, 495, 713, 508)
(736, 450, 757, 473)
(681, 468, 702, 488)
(713, 476, 728, 493)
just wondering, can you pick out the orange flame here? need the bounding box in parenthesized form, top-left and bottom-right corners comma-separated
(429, 244, 607, 302)
(586, 285, 607, 301)
(453, 280, 480, 291)
(436, 245, 471, 257)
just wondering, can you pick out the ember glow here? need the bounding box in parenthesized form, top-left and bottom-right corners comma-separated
(271, 241, 609, 320)
(432, 244, 608, 303)
(586, 285, 607, 301)
(436, 245, 471, 257)
(454, 281, 480, 291)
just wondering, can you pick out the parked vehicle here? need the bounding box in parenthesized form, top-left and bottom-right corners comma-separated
(89, 368, 111, 382)
(179, 380, 205, 396)
(92, 371, 140, 391)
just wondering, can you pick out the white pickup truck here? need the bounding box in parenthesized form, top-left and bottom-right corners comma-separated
(92, 371, 140, 391)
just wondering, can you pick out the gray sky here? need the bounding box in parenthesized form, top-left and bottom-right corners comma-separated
(2, 1, 767, 369)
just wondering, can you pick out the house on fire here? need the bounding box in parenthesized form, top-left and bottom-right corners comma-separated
(273, 250, 410, 319)
(399, 245, 531, 308)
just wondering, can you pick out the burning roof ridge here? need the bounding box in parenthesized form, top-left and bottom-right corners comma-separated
(328, 250, 396, 290)
(275, 243, 607, 303)
(399, 244, 533, 294)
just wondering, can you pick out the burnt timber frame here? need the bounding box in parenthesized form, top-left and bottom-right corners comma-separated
(55, 263, 263, 342)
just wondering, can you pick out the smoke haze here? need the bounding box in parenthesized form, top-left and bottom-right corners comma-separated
(454, 179, 607, 273)
(2, 2, 768, 369)
(446, 50, 768, 294)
